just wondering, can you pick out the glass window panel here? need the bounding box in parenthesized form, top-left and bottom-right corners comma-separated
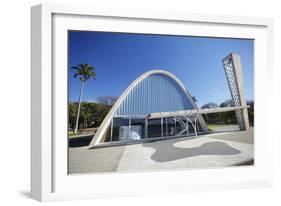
(131, 118, 146, 139)
(175, 116, 187, 136)
(164, 117, 176, 137)
(112, 117, 129, 141)
(148, 118, 162, 138)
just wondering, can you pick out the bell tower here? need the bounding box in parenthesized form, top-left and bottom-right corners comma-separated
(222, 53, 250, 131)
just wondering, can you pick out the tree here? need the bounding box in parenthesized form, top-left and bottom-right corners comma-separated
(220, 99, 234, 107)
(71, 64, 96, 134)
(201, 102, 218, 109)
(68, 103, 78, 132)
(201, 103, 219, 124)
(68, 102, 112, 131)
(247, 100, 254, 125)
(219, 99, 236, 124)
(97, 95, 118, 106)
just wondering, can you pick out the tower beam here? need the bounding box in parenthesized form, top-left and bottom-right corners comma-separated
(222, 53, 250, 131)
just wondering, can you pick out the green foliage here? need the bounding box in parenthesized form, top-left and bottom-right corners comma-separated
(247, 100, 254, 125)
(201, 100, 254, 125)
(68, 102, 111, 131)
(68, 103, 78, 132)
(68, 99, 254, 133)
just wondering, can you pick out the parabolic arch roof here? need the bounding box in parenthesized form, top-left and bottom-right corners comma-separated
(115, 70, 196, 116)
(90, 69, 205, 146)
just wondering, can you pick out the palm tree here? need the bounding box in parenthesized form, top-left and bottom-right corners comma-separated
(71, 63, 96, 134)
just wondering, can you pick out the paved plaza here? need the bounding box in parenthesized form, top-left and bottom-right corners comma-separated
(68, 127, 254, 174)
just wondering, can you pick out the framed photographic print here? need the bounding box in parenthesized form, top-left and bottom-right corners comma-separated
(31, 3, 274, 201)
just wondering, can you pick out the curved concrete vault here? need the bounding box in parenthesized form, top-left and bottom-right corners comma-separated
(89, 70, 208, 147)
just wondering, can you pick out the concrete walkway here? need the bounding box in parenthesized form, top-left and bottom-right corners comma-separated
(68, 128, 253, 174)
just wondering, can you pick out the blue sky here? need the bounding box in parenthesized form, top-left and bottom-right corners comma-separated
(68, 31, 254, 107)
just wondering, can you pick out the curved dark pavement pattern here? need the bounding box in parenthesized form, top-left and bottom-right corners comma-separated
(142, 141, 241, 162)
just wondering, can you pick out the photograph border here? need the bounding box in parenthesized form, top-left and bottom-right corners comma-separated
(31, 3, 274, 201)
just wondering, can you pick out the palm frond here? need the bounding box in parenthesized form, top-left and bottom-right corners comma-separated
(71, 63, 96, 82)
(71, 66, 80, 71)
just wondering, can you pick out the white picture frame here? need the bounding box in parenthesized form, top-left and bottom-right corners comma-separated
(31, 3, 274, 202)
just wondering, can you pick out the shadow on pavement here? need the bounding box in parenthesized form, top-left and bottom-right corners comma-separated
(142, 141, 241, 162)
(69, 135, 93, 147)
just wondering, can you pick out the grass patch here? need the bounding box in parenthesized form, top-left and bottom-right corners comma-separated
(68, 132, 79, 138)
(207, 124, 227, 131)
(68, 131, 95, 139)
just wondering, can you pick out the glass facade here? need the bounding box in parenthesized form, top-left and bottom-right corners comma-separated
(104, 115, 203, 143)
